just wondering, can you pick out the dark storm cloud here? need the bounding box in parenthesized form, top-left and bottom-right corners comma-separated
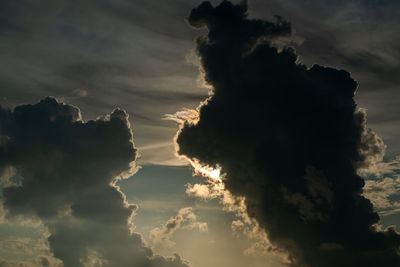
(177, 1, 400, 266)
(0, 97, 189, 267)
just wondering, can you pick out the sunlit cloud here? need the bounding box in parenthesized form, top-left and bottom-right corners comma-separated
(163, 109, 199, 125)
(189, 160, 222, 182)
(149, 207, 208, 249)
(361, 156, 400, 216)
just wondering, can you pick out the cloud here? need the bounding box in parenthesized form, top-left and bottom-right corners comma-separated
(185, 183, 214, 199)
(176, 1, 400, 266)
(0, 256, 60, 267)
(360, 155, 400, 178)
(72, 89, 88, 98)
(0, 231, 62, 267)
(0, 237, 33, 255)
(150, 207, 207, 249)
(246, 0, 400, 158)
(360, 156, 400, 216)
(0, 97, 189, 267)
(0, 0, 208, 167)
(364, 176, 400, 212)
(185, 172, 289, 262)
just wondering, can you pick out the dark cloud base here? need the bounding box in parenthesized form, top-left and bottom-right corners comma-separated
(0, 97, 188, 267)
(177, 1, 400, 267)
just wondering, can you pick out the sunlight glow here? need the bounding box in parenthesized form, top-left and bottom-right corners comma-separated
(197, 165, 221, 180)
(189, 160, 222, 182)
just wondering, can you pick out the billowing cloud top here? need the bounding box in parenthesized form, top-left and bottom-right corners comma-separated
(177, 1, 400, 266)
(0, 97, 189, 267)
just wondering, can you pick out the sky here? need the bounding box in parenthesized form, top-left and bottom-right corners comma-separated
(0, 1, 400, 267)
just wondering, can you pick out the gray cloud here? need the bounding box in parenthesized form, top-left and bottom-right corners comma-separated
(0, 97, 189, 267)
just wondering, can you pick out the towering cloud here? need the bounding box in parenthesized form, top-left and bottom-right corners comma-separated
(176, 1, 400, 266)
(0, 97, 189, 267)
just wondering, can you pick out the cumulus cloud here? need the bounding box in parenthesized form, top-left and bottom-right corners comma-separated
(185, 183, 214, 199)
(0, 97, 189, 267)
(150, 207, 207, 249)
(176, 1, 400, 266)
